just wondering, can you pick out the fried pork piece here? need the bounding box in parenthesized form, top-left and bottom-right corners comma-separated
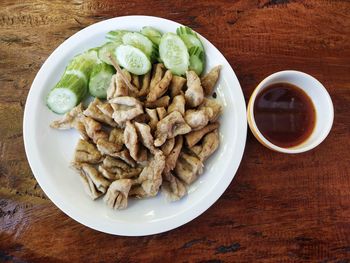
(156, 107, 167, 120)
(103, 179, 133, 209)
(137, 71, 151, 97)
(73, 139, 103, 164)
(185, 122, 219, 147)
(107, 74, 117, 99)
(135, 151, 165, 197)
(109, 128, 124, 146)
(109, 96, 143, 126)
(145, 108, 158, 131)
(154, 111, 191, 147)
(76, 163, 110, 200)
(147, 70, 172, 102)
(50, 103, 84, 129)
(133, 113, 150, 123)
(168, 94, 185, 116)
(161, 137, 175, 156)
(169, 75, 186, 98)
(190, 129, 220, 161)
(95, 128, 126, 160)
(134, 122, 157, 154)
(175, 151, 204, 185)
(100, 156, 134, 173)
(199, 98, 222, 122)
(107, 69, 133, 99)
(124, 121, 148, 162)
(83, 98, 116, 127)
(80, 116, 108, 143)
(96, 138, 123, 157)
(149, 63, 165, 91)
(96, 101, 114, 119)
(74, 121, 90, 141)
(201, 65, 221, 96)
(162, 172, 187, 202)
(99, 166, 121, 180)
(98, 156, 141, 180)
(184, 108, 213, 130)
(50, 103, 89, 140)
(131, 74, 140, 89)
(185, 71, 204, 108)
(163, 136, 183, 175)
(144, 96, 170, 108)
(129, 185, 148, 198)
(113, 149, 136, 167)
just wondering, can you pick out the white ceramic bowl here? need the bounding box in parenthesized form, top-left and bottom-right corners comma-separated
(247, 70, 334, 154)
(23, 16, 247, 236)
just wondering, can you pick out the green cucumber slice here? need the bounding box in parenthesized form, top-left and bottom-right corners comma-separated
(47, 49, 100, 114)
(89, 63, 115, 99)
(188, 46, 205, 75)
(98, 42, 121, 65)
(140, 26, 162, 45)
(106, 30, 129, 42)
(122, 32, 157, 61)
(115, 44, 151, 75)
(81, 48, 102, 64)
(159, 33, 189, 76)
(65, 49, 101, 79)
(176, 26, 204, 52)
(189, 54, 204, 76)
(47, 74, 87, 114)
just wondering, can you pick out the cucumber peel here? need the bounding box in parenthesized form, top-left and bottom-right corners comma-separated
(140, 26, 162, 46)
(89, 62, 115, 99)
(65, 49, 101, 79)
(106, 30, 129, 42)
(188, 46, 205, 75)
(176, 26, 204, 52)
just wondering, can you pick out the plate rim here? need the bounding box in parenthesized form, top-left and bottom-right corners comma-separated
(23, 15, 247, 236)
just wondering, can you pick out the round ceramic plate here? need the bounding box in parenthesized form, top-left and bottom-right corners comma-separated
(23, 16, 247, 236)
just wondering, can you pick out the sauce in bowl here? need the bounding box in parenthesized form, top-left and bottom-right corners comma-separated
(253, 82, 316, 148)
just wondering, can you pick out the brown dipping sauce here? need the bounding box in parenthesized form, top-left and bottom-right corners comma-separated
(253, 83, 316, 148)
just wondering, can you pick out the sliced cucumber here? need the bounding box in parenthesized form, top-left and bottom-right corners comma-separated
(47, 74, 87, 114)
(98, 42, 121, 65)
(159, 33, 189, 76)
(81, 48, 102, 64)
(115, 44, 151, 75)
(47, 49, 99, 114)
(122, 32, 157, 61)
(64, 69, 88, 85)
(189, 46, 205, 76)
(89, 63, 115, 99)
(176, 26, 204, 52)
(189, 55, 204, 76)
(106, 30, 129, 42)
(66, 49, 101, 79)
(140, 26, 162, 45)
(177, 27, 205, 75)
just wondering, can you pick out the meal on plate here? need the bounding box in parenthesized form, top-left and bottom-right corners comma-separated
(48, 26, 222, 210)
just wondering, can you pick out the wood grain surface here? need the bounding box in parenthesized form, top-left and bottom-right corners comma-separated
(1, 0, 350, 262)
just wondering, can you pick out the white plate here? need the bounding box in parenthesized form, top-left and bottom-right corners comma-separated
(23, 16, 247, 236)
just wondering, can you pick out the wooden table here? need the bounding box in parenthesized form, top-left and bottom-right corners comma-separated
(1, 0, 349, 262)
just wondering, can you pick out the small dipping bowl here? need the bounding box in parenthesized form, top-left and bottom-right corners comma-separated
(247, 70, 334, 154)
